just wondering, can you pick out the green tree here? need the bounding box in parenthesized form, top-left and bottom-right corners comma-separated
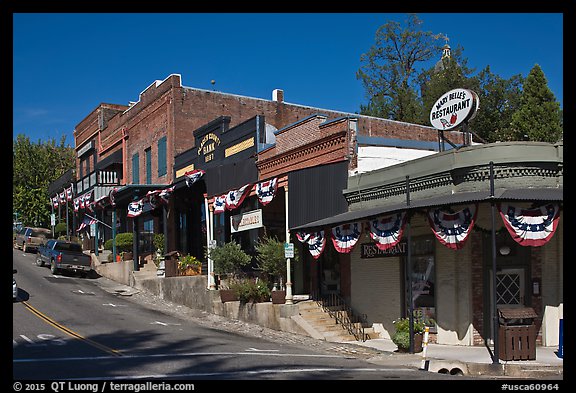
(468, 66, 524, 143)
(509, 64, 563, 143)
(357, 14, 444, 123)
(13, 134, 75, 227)
(255, 236, 298, 287)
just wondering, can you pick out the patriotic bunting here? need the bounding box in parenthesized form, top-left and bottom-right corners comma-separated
(331, 222, 362, 253)
(256, 178, 278, 206)
(66, 187, 73, 201)
(213, 195, 227, 214)
(296, 232, 311, 243)
(369, 212, 407, 251)
(127, 200, 144, 218)
(225, 184, 252, 210)
(79, 195, 85, 209)
(185, 169, 205, 187)
(307, 231, 326, 259)
(498, 203, 560, 247)
(158, 186, 175, 203)
(428, 204, 477, 250)
(73, 198, 79, 212)
(59, 192, 66, 204)
(84, 191, 94, 212)
(52, 196, 59, 209)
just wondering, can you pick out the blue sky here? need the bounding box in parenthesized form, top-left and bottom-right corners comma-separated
(13, 13, 564, 146)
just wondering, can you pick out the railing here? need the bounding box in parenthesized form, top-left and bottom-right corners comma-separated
(310, 290, 370, 342)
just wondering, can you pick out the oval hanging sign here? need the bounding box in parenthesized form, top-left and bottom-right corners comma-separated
(429, 88, 479, 131)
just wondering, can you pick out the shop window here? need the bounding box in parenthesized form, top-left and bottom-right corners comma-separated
(405, 235, 436, 331)
(158, 136, 167, 177)
(145, 147, 152, 184)
(132, 153, 139, 184)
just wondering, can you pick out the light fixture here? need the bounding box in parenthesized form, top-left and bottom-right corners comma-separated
(499, 245, 511, 256)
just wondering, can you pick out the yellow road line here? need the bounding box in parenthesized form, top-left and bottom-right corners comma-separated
(22, 301, 123, 357)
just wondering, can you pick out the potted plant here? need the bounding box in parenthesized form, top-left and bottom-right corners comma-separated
(178, 254, 201, 276)
(391, 317, 426, 353)
(230, 277, 271, 304)
(115, 232, 133, 260)
(207, 241, 251, 302)
(255, 236, 297, 304)
(153, 233, 166, 269)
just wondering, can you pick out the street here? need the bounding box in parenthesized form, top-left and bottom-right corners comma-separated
(13, 248, 464, 381)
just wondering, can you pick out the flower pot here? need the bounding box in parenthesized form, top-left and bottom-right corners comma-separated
(271, 290, 286, 304)
(219, 289, 239, 303)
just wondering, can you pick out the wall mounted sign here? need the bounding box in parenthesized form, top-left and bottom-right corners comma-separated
(197, 132, 221, 163)
(360, 241, 407, 259)
(429, 88, 479, 131)
(230, 209, 263, 233)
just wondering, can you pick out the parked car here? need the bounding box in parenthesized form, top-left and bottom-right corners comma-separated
(13, 269, 18, 301)
(14, 227, 52, 253)
(36, 239, 92, 277)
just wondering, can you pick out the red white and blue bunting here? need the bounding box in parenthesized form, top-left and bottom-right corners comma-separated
(331, 222, 362, 253)
(256, 178, 278, 206)
(296, 232, 311, 244)
(127, 200, 144, 218)
(307, 231, 326, 259)
(225, 184, 252, 210)
(52, 196, 59, 209)
(213, 195, 227, 214)
(66, 187, 73, 201)
(427, 204, 477, 250)
(369, 212, 407, 251)
(73, 198, 79, 212)
(498, 203, 560, 247)
(185, 169, 205, 187)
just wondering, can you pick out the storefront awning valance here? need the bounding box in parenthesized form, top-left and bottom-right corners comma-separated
(291, 187, 563, 232)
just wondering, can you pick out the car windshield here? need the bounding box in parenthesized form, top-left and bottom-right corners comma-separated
(54, 242, 83, 252)
(31, 230, 50, 237)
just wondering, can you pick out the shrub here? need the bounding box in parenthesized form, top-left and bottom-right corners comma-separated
(255, 236, 285, 286)
(391, 317, 426, 350)
(153, 233, 165, 254)
(230, 277, 271, 303)
(104, 238, 114, 251)
(54, 222, 68, 237)
(178, 254, 201, 271)
(115, 232, 133, 253)
(208, 241, 251, 277)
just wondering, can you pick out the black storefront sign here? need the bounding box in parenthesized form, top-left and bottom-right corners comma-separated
(360, 241, 407, 259)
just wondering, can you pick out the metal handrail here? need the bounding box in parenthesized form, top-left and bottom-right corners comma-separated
(311, 290, 370, 342)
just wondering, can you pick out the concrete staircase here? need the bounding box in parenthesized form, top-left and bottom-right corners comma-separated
(297, 300, 379, 342)
(132, 257, 159, 282)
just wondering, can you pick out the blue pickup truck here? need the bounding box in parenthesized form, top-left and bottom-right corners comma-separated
(36, 239, 93, 277)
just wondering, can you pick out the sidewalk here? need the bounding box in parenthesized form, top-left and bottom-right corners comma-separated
(347, 336, 563, 379)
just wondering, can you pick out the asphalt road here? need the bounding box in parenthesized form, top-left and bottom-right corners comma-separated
(12, 248, 465, 382)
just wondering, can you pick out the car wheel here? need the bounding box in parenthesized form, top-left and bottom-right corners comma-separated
(36, 254, 44, 267)
(50, 260, 59, 275)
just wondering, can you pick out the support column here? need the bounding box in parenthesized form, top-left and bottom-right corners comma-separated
(205, 194, 216, 290)
(112, 209, 117, 262)
(284, 185, 293, 305)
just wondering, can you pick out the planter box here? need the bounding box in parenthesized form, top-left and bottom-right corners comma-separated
(271, 290, 286, 304)
(180, 266, 201, 276)
(219, 289, 239, 303)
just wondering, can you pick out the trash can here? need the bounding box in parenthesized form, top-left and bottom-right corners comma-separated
(498, 307, 538, 361)
(163, 251, 180, 277)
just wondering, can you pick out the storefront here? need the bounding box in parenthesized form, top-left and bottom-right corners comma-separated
(292, 141, 563, 346)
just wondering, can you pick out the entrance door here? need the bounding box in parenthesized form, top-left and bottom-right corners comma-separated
(496, 268, 525, 307)
(487, 268, 526, 343)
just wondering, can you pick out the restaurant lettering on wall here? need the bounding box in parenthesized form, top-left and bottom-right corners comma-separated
(360, 242, 407, 259)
